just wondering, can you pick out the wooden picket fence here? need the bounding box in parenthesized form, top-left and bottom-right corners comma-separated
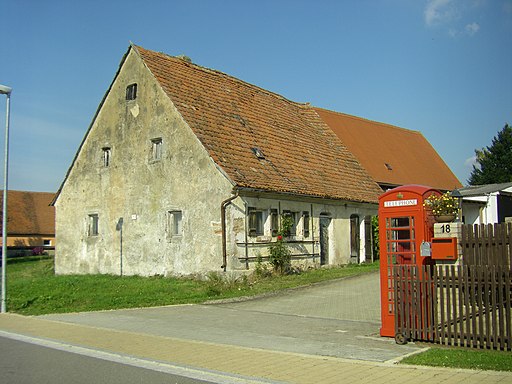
(393, 223, 512, 350)
(394, 264, 512, 350)
(461, 222, 512, 267)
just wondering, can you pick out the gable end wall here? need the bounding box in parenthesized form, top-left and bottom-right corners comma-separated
(54, 49, 234, 276)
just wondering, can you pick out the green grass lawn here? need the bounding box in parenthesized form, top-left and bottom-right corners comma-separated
(5, 255, 379, 315)
(401, 346, 512, 372)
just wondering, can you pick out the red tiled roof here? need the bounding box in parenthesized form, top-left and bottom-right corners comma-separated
(314, 108, 462, 191)
(135, 46, 382, 203)
(1, 190, 55, 235)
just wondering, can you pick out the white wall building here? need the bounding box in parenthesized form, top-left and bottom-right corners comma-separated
(454, 182, 512, 225)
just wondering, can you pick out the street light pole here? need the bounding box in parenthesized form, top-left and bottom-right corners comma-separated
(0, 84, 12, 313)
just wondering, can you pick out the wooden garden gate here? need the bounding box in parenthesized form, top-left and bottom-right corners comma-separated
(393, 223, 512, 350)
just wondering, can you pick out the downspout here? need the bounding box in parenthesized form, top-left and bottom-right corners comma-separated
(221, 191, 239, 272)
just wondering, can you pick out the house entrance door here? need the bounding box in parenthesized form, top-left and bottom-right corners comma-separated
(319, 215, 331, 265)
(350, 215, 360, 263)
(365, 216, 374, 262)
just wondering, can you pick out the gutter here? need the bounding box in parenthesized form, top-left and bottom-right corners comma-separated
(220, 190, 239, 272)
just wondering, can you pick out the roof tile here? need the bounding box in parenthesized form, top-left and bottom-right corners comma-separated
(315, 108, 462, 190)
(1, 190, 55, 236)
(135, 46, 382, 203)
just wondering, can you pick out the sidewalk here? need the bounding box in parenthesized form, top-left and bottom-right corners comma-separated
(1, 313, 510, 384)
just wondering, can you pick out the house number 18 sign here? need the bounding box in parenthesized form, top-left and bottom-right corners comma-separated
(439, 224, 451, 234)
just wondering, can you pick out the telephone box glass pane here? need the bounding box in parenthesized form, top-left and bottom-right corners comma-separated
(390, 217, 410, 228)
(385, 216, 415, 265)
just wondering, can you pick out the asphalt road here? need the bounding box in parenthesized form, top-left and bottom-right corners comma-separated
(0, 334, 267, 384)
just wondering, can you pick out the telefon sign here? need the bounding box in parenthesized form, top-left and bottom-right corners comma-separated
(383, 199, 418, 208)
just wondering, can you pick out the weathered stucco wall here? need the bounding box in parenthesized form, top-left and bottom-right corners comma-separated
(226, 195, 377, 269)
(55, 49, 234, 276)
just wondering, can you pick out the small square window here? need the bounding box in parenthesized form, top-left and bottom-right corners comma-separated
(126, 83, 137, 100)
(88, 214, 99, 236)
(151, 138, 162, 161)
(168, 210, 182, 237)
(43, 239, 52, 246)
(102, 147, 111, 167)
(248, 208, 264, 236)
(282, 210, 297, 237)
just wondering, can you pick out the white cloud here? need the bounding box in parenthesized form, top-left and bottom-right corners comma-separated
(425, 0, 456, 26)
(465, 22, 480, 35)
(449, 21, 481, 37)
(424, 0, 483, 37)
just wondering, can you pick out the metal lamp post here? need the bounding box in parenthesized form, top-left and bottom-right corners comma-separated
(0, 84, 12, 313)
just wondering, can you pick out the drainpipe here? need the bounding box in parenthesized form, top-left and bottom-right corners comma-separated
(221, 191, 239, 272)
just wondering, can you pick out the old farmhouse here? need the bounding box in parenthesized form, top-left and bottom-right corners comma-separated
(53, 44, 384, 276)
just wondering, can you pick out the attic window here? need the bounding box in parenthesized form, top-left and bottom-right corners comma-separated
(385, 163, 393, 171)
(251, 147, 265, 160)
(151, 138, 163, 161)
(126, 83, 137, 100)
(102, 147, 111, 167)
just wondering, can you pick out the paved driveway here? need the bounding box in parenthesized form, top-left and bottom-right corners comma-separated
(222, 271, 381, 322)
(42, 271, 422, 362)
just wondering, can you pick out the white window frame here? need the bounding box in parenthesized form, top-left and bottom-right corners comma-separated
(151, 138, 163, 162)
(167, 210, 183, 238)
(102, 147, 111, 167)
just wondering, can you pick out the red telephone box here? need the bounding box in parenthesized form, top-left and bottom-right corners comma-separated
(379, 185, 440, 338)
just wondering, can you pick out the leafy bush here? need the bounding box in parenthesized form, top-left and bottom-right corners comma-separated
(267, 214, 294, 274)
(268, 237, 291, 274)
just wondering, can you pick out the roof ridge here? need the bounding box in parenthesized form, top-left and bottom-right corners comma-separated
(459, 181, 512, 190)
(134, 44, 310, 109)
(313, 106, 422, 135)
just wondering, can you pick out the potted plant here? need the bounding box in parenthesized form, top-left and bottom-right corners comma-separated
(423, 192, 459, 222)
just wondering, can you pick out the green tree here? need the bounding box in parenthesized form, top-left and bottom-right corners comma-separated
(468, 123, 512, 185)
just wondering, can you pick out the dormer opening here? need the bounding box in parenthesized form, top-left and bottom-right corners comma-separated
(251, 147, 265, 160)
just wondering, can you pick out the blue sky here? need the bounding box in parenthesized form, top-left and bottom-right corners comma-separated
(0, 0, 511, 192)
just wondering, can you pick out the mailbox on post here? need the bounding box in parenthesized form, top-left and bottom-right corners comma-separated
(379, 185, 441, 338)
